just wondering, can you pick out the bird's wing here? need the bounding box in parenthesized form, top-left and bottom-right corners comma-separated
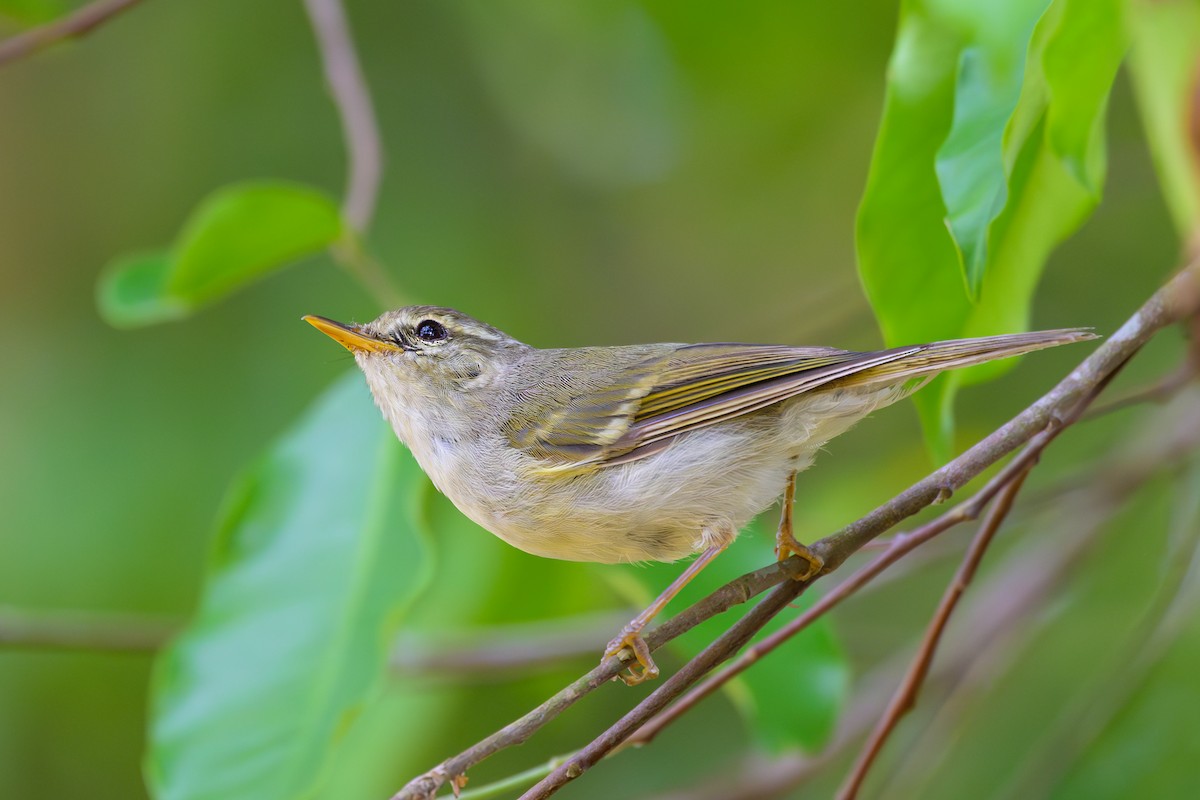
(505, 342, 918, 472)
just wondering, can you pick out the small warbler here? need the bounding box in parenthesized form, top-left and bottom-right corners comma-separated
(305, 307, 1092, 684)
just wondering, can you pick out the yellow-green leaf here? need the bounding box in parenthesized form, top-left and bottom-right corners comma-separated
(96, 181, 344, 328)
(858, 0, 1125, 462)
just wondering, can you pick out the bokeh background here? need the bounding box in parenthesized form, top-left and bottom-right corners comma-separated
(1, 1, 1195, 798)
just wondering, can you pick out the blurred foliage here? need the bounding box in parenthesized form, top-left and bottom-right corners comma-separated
(1126, 0, 1200, 233)
(857, 0, 1127, 461)
(0, 1, 1197, 800)
(0, 0, 60, 26)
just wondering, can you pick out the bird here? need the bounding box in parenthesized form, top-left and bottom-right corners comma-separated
(304, 306, 1093, 684)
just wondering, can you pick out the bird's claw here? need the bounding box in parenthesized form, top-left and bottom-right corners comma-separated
(776, 534, 824, 581)
(603, 629, 659, 685)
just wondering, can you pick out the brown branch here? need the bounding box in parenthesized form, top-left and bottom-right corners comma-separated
(0, 0, 144, 67)
(301, 0, 403, 307)
(301, 0, 383, 232)
(649, 393, 1200, 800)
(1083, 359, 1196, 420)
(836, 469, 1030, 799)
(626, 354, 1125, 752)
(393, 260, 1200, 800)
(624, 425, 1059, 749)
(391, 559, 805, 800)
(0, 606, 173, 652)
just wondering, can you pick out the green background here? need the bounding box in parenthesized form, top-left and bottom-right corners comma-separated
(1, 1, 1195, 798)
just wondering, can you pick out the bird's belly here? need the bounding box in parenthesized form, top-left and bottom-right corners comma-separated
(438, 424, 800, 565)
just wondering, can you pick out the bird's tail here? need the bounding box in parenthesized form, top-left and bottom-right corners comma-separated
(841, 328, 1097, 388)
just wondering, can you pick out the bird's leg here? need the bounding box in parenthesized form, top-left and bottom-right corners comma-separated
(604, 539, 728, 686)
(775, 470, 824, 581)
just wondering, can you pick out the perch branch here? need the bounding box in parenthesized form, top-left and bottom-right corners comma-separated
(626, 425, 1054, 749)
(650, 393, 1200, 800)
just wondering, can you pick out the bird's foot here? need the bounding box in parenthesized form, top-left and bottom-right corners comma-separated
(603, 627, 659, 686)
(775, 531, 824, 581)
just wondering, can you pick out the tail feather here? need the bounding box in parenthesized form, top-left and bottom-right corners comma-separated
(843, 328, 1097, 387)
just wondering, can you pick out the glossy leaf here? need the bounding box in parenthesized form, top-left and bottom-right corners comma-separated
(1043, 0, 1126, 194)
(167, 183, 343, 303)
(857, 0, 1125, 461)
(147, 372, 434, 800)
(1127, 0, 1200, 234)
(935, 0, 1049, 296)
(97, 182, 344, 328)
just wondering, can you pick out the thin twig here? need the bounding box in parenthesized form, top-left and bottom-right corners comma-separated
(0, 0, 143, 67)
(394, 261, 1200, 800)
(301, 0, 403, 307)
(836, 469, 1030, 799)
(0, 607, 173, 652)
(832, 354, 1129, 797)
(624, 426, 1058, 749)
(456, 753, 574, 800)
(390, 612, 631, 679)
(301, 0, 383, 232)
(1083, 360, 1196, 420)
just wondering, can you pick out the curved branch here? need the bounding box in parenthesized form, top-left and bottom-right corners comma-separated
(0, 0, 144, 67)
(301, 0, 383, 232)
(301, 0, 403, 307)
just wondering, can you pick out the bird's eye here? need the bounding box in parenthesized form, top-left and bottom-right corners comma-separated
(415, 319, 448, 342)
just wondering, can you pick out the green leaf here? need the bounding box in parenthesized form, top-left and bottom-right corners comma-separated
(97, 181, 344, 328)
(604, 514, 848, 751)
(0, 0, 61, 25)
(857, 0, 1125, 462)
(1127, 0, 1200, 235)
(935, 0, 1050, 296)
(1042, 0, 1126, 194)
(147, 372, 434, 800)
(96, 251, 189, 328)
(167, 182, 344, 304)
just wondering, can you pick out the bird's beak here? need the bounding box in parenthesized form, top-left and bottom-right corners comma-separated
(303, 315, 403, 354)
